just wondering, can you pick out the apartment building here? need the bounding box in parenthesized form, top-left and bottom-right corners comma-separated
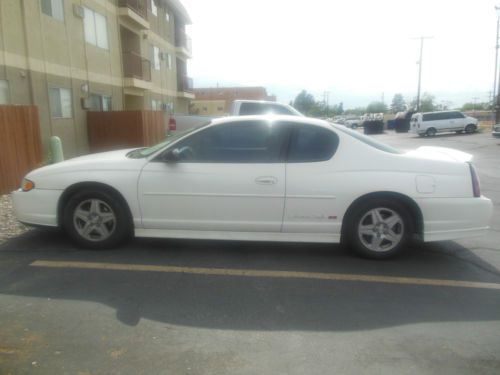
(0, 0, 193, 157)
(191, 87, 277, 115)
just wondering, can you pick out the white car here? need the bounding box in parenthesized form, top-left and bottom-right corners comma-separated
(12, 116, 493, 259)
(410, 111, 478, 137)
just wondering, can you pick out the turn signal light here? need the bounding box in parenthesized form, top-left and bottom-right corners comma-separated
(21, 179, 35, 192)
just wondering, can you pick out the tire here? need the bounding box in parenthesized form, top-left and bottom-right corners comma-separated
(465, 124, 476, 134)
(345, 199, 412, 259)
(63, 189, 131, 249)
(426, 128, 437, 137)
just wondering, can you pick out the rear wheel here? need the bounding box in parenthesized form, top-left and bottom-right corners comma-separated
(426, 128, 437, 137)
(63, 190, 131, 249)
(345, 199, 412, 259)
(465, 124, 476, 134)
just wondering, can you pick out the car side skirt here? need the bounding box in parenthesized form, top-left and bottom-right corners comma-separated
(135, 228, 341, 243)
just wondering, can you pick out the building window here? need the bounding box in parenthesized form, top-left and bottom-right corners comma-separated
(151, 99, 162, 110)
(90, 94, 111, 111)
(165, 52, 172, 69)
(41, 0, 64, 21)
(165, 11, 170, 22)
(84, 7, 108, 49)
(152, 46, 160, 70)
(150, 0, 157, 16)
(0, 80, 10, 104)
(49, 88, 72, 118)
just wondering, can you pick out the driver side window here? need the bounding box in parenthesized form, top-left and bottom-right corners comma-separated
(167, 121, 290, 163)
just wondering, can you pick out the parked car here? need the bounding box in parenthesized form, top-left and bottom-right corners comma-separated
(344, 118, 361, 129)
(492, 123, 500, 138)
(12, 116, 492, 259)
(169, 100, 302, 134)
(410, 111, 478, 137)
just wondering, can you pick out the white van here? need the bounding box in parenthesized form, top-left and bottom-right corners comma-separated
(410, 111, 478, 136)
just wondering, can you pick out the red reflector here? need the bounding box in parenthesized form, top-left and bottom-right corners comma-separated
(469, 163, 481, 198)
(168, 117, 176, 131)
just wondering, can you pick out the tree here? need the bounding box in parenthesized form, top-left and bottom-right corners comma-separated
(344, 107, 366, 116)
(411, 92, 437, 112)
(366, 101, 388, 113)
(390, 93, 406, 114)
(293, 90, 316, 114)
(461, 102, 489, 111)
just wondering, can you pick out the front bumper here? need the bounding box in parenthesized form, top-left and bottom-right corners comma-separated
(11, 188, 63, 227)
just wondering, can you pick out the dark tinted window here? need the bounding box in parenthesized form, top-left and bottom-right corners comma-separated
(169, 121, 290, 163)
(288, 125, 339, 162)
(450, 111, 465, 119)
(239, 102, 294, 115)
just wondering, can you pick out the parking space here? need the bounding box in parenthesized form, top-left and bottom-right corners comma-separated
(1, 130, 500, 375)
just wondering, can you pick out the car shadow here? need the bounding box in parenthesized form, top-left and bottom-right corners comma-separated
(0, 229, 499, 331)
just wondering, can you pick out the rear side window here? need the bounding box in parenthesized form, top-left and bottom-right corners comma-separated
(288, 125, 339, 163)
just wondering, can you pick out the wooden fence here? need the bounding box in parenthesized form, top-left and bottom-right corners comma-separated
(87, 111, 165, 153)
(0, 106, 42, 195)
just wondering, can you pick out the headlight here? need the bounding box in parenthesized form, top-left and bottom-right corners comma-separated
(21, 178, 35, 192)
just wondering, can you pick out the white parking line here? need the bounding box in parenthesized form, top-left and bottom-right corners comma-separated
(30, 260, 500, 290)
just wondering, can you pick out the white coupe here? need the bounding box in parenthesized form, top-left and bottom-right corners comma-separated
(13, 116, 493, 258)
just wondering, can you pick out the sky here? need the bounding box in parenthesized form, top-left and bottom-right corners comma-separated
(181, 0, 500, 109)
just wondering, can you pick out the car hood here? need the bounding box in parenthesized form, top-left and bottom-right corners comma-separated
(26, 148, 143, 178)
(405, 146, 473, 163)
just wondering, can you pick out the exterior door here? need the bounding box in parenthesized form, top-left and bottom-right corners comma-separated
(138, 120, 290, 232)
(283, 125, 342, 235)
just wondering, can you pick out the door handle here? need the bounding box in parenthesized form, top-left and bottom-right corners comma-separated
(255, 176, 278, 185)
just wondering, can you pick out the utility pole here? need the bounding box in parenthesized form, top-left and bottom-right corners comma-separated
(495, 7, 500, 123)
(412, 36, 433, 112)
(324, 91, 330, 118)
(472, 96, 479, 115)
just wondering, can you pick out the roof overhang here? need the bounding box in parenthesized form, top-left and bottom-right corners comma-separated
(156, 0, 192, 24)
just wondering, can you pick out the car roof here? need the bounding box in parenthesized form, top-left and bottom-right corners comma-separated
(209, 115, 333, 129)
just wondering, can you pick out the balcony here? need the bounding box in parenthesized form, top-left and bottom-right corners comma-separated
(118, 0, 150, 30)
(122, 51, 152, 93)
(175, 32, 192, 58)
(177, 75, 194, 98)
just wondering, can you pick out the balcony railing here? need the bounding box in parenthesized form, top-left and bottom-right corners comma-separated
(175, 31, 192, 56)
(119, 0, 147, 20)
(178, 75, 193, 93)
(122, 51, 151, 82)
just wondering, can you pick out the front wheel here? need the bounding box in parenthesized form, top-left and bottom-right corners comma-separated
(63, 190, 131, 249)
(345, 200, 412, 259)
(465, 124, 476, 134)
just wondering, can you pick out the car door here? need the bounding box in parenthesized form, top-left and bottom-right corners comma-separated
(138, 120, 290, 232)
(283, 124, 342, 235)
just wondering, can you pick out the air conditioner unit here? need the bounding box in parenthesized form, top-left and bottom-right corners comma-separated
(73, 4, 84, 19)
(81, 97, 91, 110)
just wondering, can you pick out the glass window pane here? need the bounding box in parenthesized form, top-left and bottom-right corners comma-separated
(174, 121, 289, 163)
(60, 88, 72, 118)
(95, 12, 108, 49)
(49, 88, 62, 118)
(41, 0, 52, 17)
(151, 0, 157, 16)
(288, 126, 338, 163)
(51, 0, 64, 21)
(84, 7, 96, 45)
(152, 46, 160, 70)
(0, 80, 9, 104)
(102, 96, 111, 111)
(90, 94, 101, 111)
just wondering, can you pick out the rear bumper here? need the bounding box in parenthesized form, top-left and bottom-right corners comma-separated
(11, 188, 62, 227)
(416, 196, 493, 242)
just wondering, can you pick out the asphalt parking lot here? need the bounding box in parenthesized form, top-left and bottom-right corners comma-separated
(1, 130, 499, 375)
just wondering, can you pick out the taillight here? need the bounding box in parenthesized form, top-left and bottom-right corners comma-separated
(168, 117, 176, 131)
(469, 163, 481, 198)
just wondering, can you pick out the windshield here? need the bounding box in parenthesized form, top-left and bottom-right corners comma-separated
(333, 124, 402, 154)
(127, 123, 210, 158)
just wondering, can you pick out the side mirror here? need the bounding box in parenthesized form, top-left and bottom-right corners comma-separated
(163, 148, 180, 162)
